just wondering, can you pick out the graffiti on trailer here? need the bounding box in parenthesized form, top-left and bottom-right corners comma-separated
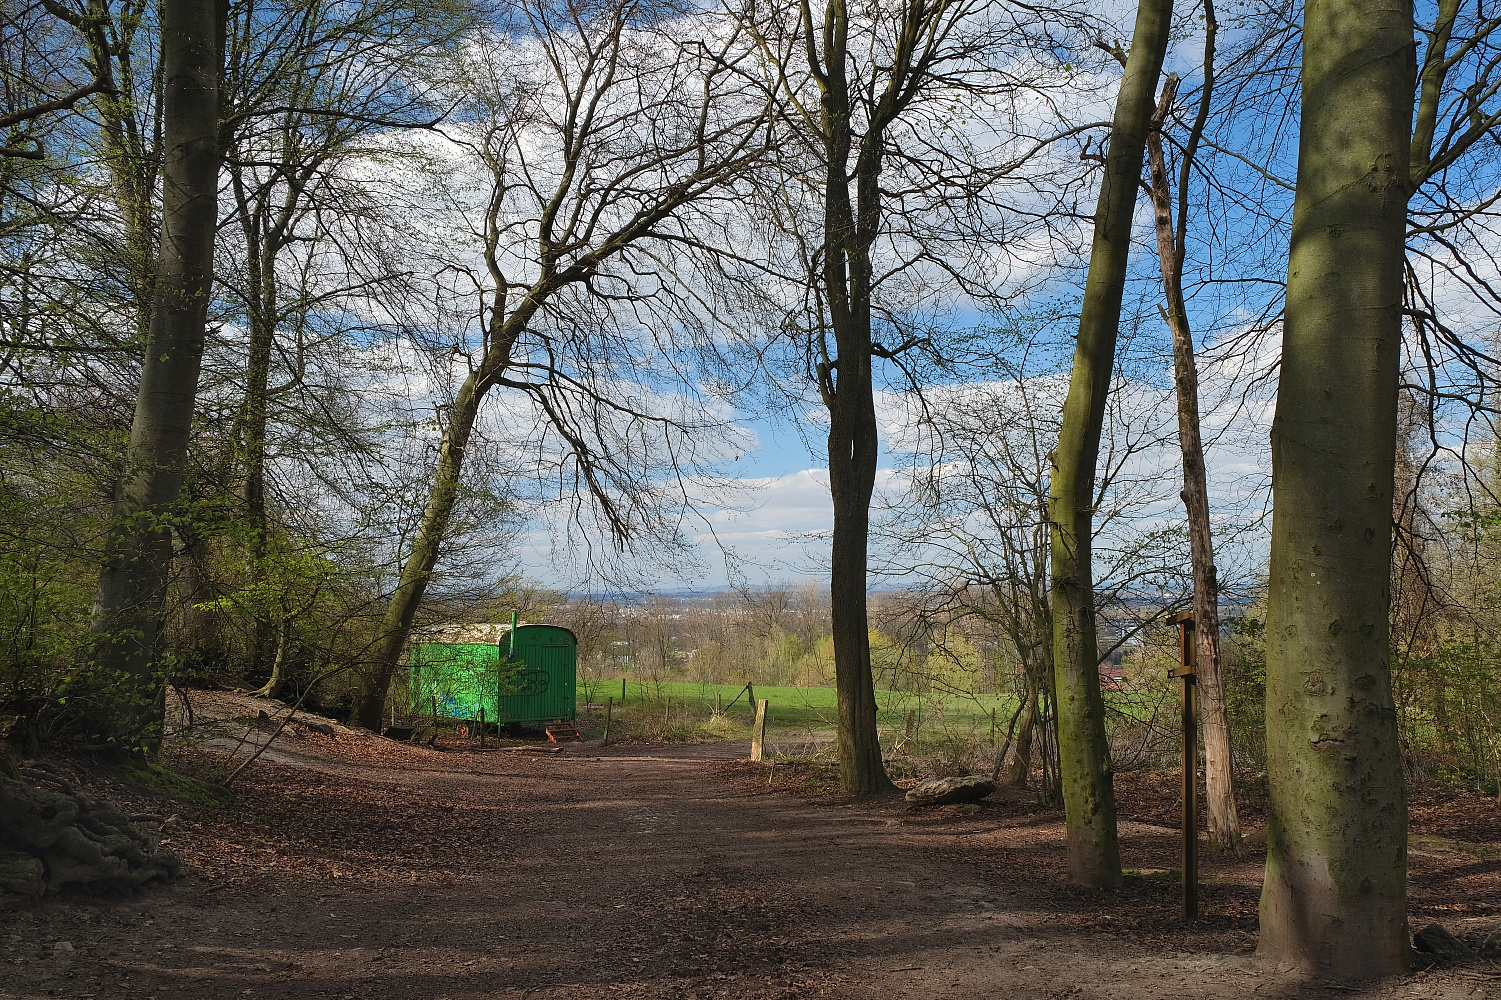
(509, 669, 551, 697)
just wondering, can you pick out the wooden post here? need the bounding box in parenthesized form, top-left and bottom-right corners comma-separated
(664, 696, 670, 727)
(747, 682, 755, 710)
(622, 677, 627, 702)
(1168, 609, 1198, 921)
(750, 699, 768, 762)
(479, 706, 485, 748)
(604, 697, 613, 745)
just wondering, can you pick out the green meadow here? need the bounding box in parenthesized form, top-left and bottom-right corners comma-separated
(577, 678, 1019, 740)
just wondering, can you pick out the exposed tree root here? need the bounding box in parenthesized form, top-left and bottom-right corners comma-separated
(0, 767, 180, 900)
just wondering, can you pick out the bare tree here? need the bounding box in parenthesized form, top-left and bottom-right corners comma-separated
(0, 1, 116, 160)
(213, 0, 462, 691)
(1141, 1, 1240, 852)
(731, 0, 1098, 796)
(882, 370, 1059, 793)
(350, 0, 774, 729)
(880, 337, 1188, 798)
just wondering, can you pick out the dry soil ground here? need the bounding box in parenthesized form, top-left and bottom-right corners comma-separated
(2, 690, 1500, 1000)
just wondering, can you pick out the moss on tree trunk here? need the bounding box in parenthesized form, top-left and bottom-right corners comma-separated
(86, 0, 223, 749)
(1047, 0, 1172, 888)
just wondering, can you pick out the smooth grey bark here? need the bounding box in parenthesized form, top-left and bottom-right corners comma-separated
(1257, 0, 1414, 977)
(1046, 0, 1172, 888)
(87, 0, 223, 746)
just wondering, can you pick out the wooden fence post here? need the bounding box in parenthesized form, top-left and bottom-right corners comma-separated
(750, 699, 768, 762)
(604, 697, 613, 746)
(622, 678, 626, 702)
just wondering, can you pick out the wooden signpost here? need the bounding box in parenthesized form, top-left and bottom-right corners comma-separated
(1168, 608, 1198, 921)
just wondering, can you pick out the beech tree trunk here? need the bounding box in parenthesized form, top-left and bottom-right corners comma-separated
(226, 159, 304, 681)
(252, 622, 292, 700)
(800, 0, 927, 797)
(233, 189, 277, 677)
(827, 409, 891, 793)
(1001, 668, 1039, 787)
(1143, 14, 1241, 853)
(1257, 0, 1413, 977)
(821, 108, 892, 794)
(1047, 0, 1171, 888)
(86, 0, 222, 747)
(351, 362, 497, 731)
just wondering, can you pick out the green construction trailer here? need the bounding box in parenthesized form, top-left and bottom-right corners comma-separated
(408, 622, 577, 724)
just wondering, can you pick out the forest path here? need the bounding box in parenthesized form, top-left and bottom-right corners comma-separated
(2, 710, 1493, 999)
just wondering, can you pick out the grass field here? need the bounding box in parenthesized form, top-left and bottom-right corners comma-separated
(576, 678, 1019, 743)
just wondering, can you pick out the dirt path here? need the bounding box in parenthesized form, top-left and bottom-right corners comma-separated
(2, 709, 1496, 999)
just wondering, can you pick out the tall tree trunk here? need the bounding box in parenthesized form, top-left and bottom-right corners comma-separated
(351, 364, 491, 731)
(231, 178, 278, 678)
(1047, 0, 1172, 888)
(242, 313, 277, 677)
(823, 222, 889, 792)
(253, 618, 292, 699)
(1142, 7, 1240, 853)
(1257, 0, 1413, 977)
(827, 427, 891, 792)
(1002, 666, 1039, 787)
(348, 270, 533, 728)
(86, 0, 223, 747)
(810, 0, 894, 797)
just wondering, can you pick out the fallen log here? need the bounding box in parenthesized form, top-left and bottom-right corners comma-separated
(904, 774, 995, 807)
